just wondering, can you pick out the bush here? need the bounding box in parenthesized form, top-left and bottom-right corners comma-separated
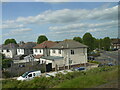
(88, 60, 100, 64)
(2, 59, 13, 69)
(2, 71, 12, 78)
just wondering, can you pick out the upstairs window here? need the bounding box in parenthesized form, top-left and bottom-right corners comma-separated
(35, 49, 37, 52)
(18, 49, 20, 52)
(71, 50, 74, 55)
(53, 50, 55, 53)
(39, 49, 41, 53)
(6, 49, 9, 52)
(59, 50, 61, 54)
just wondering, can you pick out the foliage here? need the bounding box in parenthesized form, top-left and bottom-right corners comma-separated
(0, 53, 5, 60)
(103, 37, 111, 51)
(73, 37, 82, 43)
(83, 33, 94, 51)
(2, 66, 118, 88)
(37, 35, 48, 44)
(2, 59, 13, 69)
(4, 39, 17, 45)
(2, 71, 12, 78)
(88, 60, 100, 64)
(56, 66, 118, 88)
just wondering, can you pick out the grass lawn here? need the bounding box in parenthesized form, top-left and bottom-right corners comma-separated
(55, 66, 118, 88)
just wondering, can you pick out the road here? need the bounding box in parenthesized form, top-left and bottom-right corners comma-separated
(94, 50, 119, 64)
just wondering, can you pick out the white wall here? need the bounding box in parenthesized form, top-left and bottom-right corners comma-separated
(50, 48, 87, 66)
(33, 49, 43, 55)
(63, 48, 87, 65)
(17, 49, 24, 55)
(1, 49, 14, 58)
(40, 58, 64, 68)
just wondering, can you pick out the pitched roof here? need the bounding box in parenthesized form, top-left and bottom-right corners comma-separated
(50, 40, 88, 49)
(33, 41, 57, 49)
(18, 42, 36, 49)
(1, 43, 19, 49)
(111, 38, 120, 44)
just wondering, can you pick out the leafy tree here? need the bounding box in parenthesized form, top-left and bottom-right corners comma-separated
(4, 39, 17, 45)
(37, 35, 48, 44)
(0, 53, 5, 60)
(83, 33, 94, 51)
(2, 59, 13, 69)
(103, 37, 111, 51)
(93, 37, 100, 49)
(73, 37, 82, 43)
(99, 39, 104, 49)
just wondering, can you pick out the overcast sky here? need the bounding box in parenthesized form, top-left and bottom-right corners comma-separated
(1, 2, 118, 44)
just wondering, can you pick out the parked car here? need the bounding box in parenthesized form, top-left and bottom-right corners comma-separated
(98, 63, 115, 67)
(17, 70, 41, 81)
(107, 63, 115, 66)
(88, 56, 95, 60)
(111, 48, 118, 51)
(72, 67, 86, 71)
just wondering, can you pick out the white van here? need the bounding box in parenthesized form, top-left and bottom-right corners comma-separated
(17, 70, 41, 81)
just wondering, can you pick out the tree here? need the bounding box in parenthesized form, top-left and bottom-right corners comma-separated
(4, 39, 17, 45)
(103, 37, 111, 51)
(73, 37, 82, 43)
(37, 35, 48, 44)
(93, 37, 100, 49)
(83, 33, 94, 51)
(2, 59, 13, 69)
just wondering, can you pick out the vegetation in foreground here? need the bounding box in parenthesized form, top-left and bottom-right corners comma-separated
(2, 65, 118, 88)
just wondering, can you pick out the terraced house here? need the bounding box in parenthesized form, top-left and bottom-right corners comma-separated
(33, 41, 57, 61)
(0, 43, 18, 58)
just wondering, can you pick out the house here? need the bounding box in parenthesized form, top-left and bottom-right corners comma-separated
(17, 42, 36, 56)
(40, 40, 88, 71)
(0, 43, 18, 58)
(111, 38, 120, 49)
(33, 41, 57, 60)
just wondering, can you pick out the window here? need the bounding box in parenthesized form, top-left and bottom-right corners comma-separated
(39, 49, 41, 53)
(28, 74, 32, 77)
(35, 49, 37, 52)
(33, 73, 35, 76)
(71, 50, 74, 55)
(18, 49, 20, 52)
(2, 50, 3, 52)
(21, 49, 24, 53)
(59, 50, 61, 54)
(6, 49, 9, 52)
(53, 50, 55, 53)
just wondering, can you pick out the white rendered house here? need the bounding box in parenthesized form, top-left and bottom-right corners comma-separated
(40, 40, 88, 70)
(0, 43, 18, 58)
